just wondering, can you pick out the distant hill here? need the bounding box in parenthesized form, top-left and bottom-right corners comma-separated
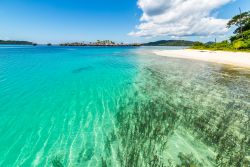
(0, 40, 34, 45)
(143, 40, 195, 46)
(205, 41, 215, 45)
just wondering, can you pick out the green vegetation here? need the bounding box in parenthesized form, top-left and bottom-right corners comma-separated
(144, 40, 194, 46)
(0, 40, 34, 45)
(191, 11, 250, 51)
(100, 62, 249, 166)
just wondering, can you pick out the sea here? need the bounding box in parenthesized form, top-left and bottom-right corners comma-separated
(0, 45, 249, 167)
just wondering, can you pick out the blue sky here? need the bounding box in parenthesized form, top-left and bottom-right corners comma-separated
(0, 0, 249, 44)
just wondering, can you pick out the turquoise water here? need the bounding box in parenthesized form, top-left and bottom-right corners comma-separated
(0, 45, 249, 167)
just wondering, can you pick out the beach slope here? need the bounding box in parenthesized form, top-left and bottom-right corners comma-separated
(154, 49, 250, 68)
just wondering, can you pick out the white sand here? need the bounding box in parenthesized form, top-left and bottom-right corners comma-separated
(153, 49, 250, 68)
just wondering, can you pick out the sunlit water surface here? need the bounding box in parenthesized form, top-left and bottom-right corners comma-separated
(0, 46, 249, 167)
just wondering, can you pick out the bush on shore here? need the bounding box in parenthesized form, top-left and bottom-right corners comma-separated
(191, 11, 250, 51)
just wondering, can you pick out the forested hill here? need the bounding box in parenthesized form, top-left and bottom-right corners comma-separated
(143, 40, 194, 46)
(0, 40, 34, 45)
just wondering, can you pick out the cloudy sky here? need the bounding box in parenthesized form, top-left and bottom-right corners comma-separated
(0, 0, 249, 43)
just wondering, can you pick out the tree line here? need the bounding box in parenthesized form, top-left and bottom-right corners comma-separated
(192, 10, 250, 51)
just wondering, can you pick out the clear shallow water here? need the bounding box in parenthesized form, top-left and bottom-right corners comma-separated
(0, 46, 249, 167)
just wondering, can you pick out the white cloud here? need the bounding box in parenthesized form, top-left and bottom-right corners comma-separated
(129, 0, 233, 37)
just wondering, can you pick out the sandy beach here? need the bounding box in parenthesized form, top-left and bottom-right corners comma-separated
(154, 49, 250, 68)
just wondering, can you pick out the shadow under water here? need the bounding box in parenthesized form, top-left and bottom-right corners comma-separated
(100, 62, 250, 167)
(72, 66, 94, 74)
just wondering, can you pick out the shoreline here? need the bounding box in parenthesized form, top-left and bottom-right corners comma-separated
(153, 49, 250, 68)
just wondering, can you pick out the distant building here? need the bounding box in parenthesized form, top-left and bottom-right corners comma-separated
(59, 40, 142, 47)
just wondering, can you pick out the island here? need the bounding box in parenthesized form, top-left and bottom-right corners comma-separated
(60, 40, 141, 47)
(0, 40, 36, 45)
(143, 40, 194, 46)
